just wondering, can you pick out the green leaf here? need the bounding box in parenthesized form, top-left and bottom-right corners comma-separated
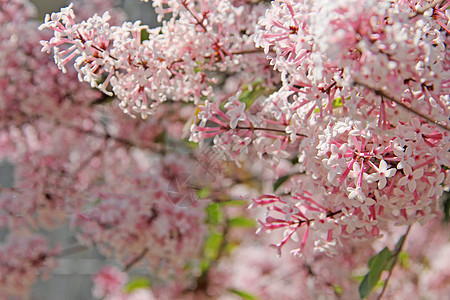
(239, 88, 263, 108)
(228, 217, 256, 228)
(200, 259, 210, 273)
(219, 200, 247, 206)
(203, 231, 223, 261)
(200, 231, 222, 273)
(140, 29, 150, 42)
(206, 203, 222, 225)
(359, 247, 393, 299)
(333, 285, 343, 296)
(153, 132, 166, 144)
(384, 233, 406, 270)
(398, 251, 410, 269)
(333, 97, 343, 108)
(273, 175, 290, 192)
(238, 80, 265, 108)
(314, 96, 344, 113)
(443, 191, 450, 223)
(225, 241, 239, 253)
(124, 277, 151, 293)
(290, 156, 299, 165)
(228, 289, 260, 300)
(197, 186, 211, 199)
(352, 275, 365, 282)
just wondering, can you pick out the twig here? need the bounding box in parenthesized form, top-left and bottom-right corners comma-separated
(235, 126, 307, 137)
(181, 1, 208, 32)
(42, 116, 163, 152)
(231, 49, 266, 55)
(124, 247, 149, 271)
(353, 80, 450, 132)
(376, 226, 412, 300)
(72, 148, 103, 176)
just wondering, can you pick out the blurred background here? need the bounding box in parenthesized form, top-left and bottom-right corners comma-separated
(1, 1, 157, 299)
(30, 0, 159, 26)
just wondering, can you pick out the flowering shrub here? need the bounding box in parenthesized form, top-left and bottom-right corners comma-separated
(0, 0, 449, 299)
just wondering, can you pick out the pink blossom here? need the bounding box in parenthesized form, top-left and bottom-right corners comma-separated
(2, 0, 448, 298)
(398, 164, 424, 193)
(92, 266, 128, 299)
(368, 159, 397, 189)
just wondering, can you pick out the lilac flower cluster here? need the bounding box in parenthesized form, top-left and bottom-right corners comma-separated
(2, 0, 447, 298)
(39, 0, 449, 258)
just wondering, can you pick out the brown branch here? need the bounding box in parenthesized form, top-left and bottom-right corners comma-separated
(235, 126, 307, 137)
(44, 116, 163, 152)
(377, 226, 412, 300)
(124, 247, 149, 271)
(353, 80, 450, 132)
(181, 1, 208, 32)
(72, 148, 103, 176)
(300, 209, 342, 225)
(231, 49, 266, 55)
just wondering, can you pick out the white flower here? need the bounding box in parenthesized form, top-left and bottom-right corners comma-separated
(266, 139, 290, 161)
(398, 165, 424, 193)
(327, 143, 348, 167)
(427, 172, 445, 198)
(368, 160, 396, 189)
(225, 101, 246, 129)
(347, 187, 375, 215)
(393, 145, 415, 169)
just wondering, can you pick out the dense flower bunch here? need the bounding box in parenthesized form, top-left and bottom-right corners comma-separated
(1, 0, 209, 298)
(1, 0, 448, 298)
(39, 0, 449, 257)
(0, 0, 101, 129)
(0, 235, 59, 297)
(39, 0, 268, 118)
(248, 0, 449, 255)
(187, 0, 449, 256)
(71, 155, 207, 279)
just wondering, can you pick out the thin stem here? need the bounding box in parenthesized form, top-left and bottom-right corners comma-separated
(76, 33, 119, 61)
(72, 148, 103, 176)
(322, 80, 337, 94)
(45, 116, 163, 152)
(302, 209, 342, 225)
(354, 80, 450, 132)
(171, 47, 266, 66)
(231, 49, 266, 55)
(377, 225, 412, 300)
(124, 247, 149, 271)
(182, 1, 208, 32)
(235, 126, 307, 137)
